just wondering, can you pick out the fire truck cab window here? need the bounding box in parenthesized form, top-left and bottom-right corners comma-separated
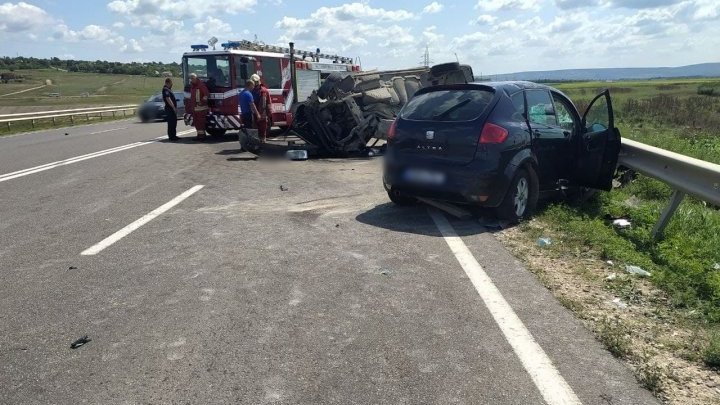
(260, 58, 282, 89)
(184, 56, 230, 88)
(234, 56, 256, 84)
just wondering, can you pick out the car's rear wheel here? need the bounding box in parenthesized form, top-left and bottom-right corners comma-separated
(496, 167, 539, 222)
(387, 188, 416, 206)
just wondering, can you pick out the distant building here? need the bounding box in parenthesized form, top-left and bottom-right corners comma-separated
(162, 71, 173, 77)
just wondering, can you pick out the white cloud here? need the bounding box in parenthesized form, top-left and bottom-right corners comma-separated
(194, 16, 231, 35)
(475, 0, 542, 12)
(112, 22, 125, 29)
(53, 24, 124, 45)
(108, 0, 256, 19)
(423, 2, 444, 14)
(120, 38, 143, 53)
(0, 1, 54, 32)
(474, 14, 498, 25)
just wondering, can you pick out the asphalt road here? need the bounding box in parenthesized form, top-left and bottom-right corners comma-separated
(0, 121, 659, 404)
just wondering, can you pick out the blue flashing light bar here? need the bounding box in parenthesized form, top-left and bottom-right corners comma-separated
(190, 44, 209, 51)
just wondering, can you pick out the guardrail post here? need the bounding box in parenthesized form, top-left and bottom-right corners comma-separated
(85, 114, 90, 121)
(651, 190, 686, 241)
(31, 119, 35, 128)
(52, 117, 56, 125)
(70, 115, 75, 124)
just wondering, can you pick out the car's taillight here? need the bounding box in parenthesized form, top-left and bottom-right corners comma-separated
(387, 119, 398, 141)
(479, 122, 508, 144)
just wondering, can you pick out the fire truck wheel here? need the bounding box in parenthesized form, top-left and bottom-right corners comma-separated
(207, 128, 226, 137)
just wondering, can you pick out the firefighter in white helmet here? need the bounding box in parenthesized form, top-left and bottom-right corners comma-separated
(251, 73, 272, 142)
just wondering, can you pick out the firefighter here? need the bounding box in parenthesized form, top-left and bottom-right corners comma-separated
(250, 74, 272, 142)
(189, 73, 209, 140)
(239, 79, 260, 130)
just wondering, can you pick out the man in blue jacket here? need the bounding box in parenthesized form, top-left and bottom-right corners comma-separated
(239, 80, 260, 128)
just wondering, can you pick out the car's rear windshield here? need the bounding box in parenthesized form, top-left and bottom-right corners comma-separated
(400, 89, 494, 122)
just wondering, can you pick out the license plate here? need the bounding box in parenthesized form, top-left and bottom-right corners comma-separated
(403, 168, 446, 185)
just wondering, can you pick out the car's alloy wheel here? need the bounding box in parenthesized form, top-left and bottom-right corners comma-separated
(496, 167, 539, 223)
(514, 177, 529, 217)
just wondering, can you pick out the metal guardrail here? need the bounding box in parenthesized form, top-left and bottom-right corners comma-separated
(618, 138, 720, 239)
(0, 105, 138, 130)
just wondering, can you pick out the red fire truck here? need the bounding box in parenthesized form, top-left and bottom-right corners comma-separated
(182, 40, 360, 135)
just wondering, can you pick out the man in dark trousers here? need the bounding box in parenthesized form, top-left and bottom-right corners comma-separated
(162, 78, 179, 141)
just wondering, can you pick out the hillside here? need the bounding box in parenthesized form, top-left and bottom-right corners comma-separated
(486, 63, 720, 82)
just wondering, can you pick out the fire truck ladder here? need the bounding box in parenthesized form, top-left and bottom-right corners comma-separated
(222, 40, 354, 64)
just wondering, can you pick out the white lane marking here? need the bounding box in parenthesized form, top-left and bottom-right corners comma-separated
(429, 210, 582, 405)
(81, 185, 204, 256)
(0, 142, 151, 183)
(89, 127, 128, 135)
(0, 129, 196, 183)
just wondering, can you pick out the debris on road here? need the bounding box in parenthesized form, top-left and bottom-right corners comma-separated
(625, 265, 651, 277)
(417, 197, 472, 219)
(379, 269, 393, 276)
(612, 219, 632, 228)
(285, 150, 308, 161)
(70, 335, 91, 349)
(536, 237, 553, 247)
(280, 185, 288, 192)
(612, 298, 628, 309)
(64, 133, 69, 136)
(68, 266, 77, 270)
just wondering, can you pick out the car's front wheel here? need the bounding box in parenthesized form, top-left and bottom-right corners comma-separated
(496, 167, 539, 222)
(387, 188, 416, 206)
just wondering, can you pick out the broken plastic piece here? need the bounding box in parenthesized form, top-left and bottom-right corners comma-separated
(625, 265, 651, 277)
(606, 273, 617, 281)
(612, 298, 628, 309)
(70, 335, 91, 349)
(612, 219, 632, 228)
(286, 150, 308, 161)
(536, 237, 553, 247)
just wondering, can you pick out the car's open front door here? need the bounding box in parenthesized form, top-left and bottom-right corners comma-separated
(574, 90, 621, 190)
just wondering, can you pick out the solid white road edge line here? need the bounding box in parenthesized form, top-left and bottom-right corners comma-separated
(0, 129, 196, 183)
(429, 209, 582, 405)
(81, 185, 204, 256)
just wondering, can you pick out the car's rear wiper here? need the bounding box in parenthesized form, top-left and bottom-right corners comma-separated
(432, 99, 471, 120)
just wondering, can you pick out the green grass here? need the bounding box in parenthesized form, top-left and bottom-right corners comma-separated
(535, 76, 720, 327)
(0, 69, 168, 111)
(704, 331, 720, 368)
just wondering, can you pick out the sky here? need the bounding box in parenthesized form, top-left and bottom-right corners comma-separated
(0, 0, 719, 74)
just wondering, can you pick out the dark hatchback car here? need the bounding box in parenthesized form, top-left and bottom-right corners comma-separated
(383, 81, 621, 221)
(138, 92, 185, 123)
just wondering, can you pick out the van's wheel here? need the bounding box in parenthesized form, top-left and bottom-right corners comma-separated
(496, 167, 539, 222)
(207, 128, 226, 137)
(388, 188, 416, 206)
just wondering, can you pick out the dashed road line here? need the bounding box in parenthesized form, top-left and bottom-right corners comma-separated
(81, 185, 204, 256)
(429, 209, 582, 405)
(0, 129, 195, 183)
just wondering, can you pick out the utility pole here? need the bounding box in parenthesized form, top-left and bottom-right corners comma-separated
(421, 45, 432, 68)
